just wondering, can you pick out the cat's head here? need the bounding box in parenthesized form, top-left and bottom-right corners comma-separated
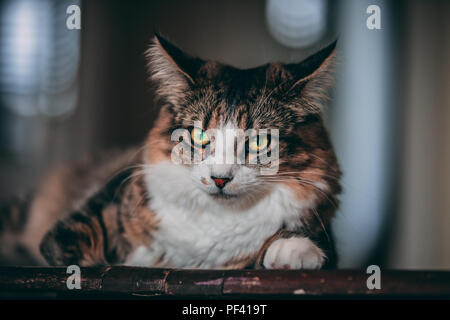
(144, 34, 341, 209)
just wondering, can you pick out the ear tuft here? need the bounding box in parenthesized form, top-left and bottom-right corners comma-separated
(286, 40, 338, 114)
(287, 40, 337, 83)
(145, 34, 203, 105)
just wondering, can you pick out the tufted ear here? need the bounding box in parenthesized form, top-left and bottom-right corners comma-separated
(268, 40, 337, 114)
(285, 40, 337, 85)
(145, 33, 204, 105)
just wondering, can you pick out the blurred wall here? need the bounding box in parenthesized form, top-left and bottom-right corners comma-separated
(389, 0, 450, 269)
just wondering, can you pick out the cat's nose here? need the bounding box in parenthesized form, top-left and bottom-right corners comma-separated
(211, 176, 232, 189)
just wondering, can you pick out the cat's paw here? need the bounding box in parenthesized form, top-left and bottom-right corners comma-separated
(263, 237, 325, 270)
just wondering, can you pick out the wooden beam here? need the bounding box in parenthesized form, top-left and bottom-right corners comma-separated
(0, 267, 449, 297)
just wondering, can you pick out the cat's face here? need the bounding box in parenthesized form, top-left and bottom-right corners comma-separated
(145, 34, 341, 208)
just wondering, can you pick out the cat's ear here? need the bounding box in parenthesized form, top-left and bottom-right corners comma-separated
(146, 33, 203, 105)
(278, 40, 337, 114)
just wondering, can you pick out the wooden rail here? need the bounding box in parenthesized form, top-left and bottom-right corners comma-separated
(0, 267, 449, 298)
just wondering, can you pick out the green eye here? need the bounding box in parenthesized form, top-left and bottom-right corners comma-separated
(249, 135, 269, 152)
(191, 127, 210, 146)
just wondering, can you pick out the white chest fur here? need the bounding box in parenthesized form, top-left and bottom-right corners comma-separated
(125, 163, 315, 268)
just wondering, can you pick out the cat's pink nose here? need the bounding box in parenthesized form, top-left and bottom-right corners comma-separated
(211, 176, 232, 189)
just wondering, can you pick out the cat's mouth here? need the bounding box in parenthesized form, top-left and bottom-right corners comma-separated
(210, 191, 238, 200)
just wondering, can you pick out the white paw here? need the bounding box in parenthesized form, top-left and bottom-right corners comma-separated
(263, 237, 325, 270)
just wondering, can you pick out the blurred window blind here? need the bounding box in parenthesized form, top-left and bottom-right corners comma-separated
(0, 0, 80, 117)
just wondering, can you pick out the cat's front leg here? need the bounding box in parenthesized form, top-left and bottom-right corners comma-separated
(263, 237, 325, 269)
(40, 212, 109, 266)
(255, 231, 327, 270)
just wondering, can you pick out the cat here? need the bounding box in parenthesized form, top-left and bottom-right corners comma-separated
(0, 34, 341, 269)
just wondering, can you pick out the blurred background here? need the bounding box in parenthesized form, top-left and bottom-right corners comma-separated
(0, 0, 449, 270)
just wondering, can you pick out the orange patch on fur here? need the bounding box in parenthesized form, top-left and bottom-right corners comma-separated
(281, 180, 315, 202)
(147, 110, 173, 164)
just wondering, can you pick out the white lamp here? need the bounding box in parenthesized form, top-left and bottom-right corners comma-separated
(266, 0, 327, 48)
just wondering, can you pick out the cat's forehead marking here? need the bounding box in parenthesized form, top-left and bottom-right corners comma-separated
(182, 77, 285, 132)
